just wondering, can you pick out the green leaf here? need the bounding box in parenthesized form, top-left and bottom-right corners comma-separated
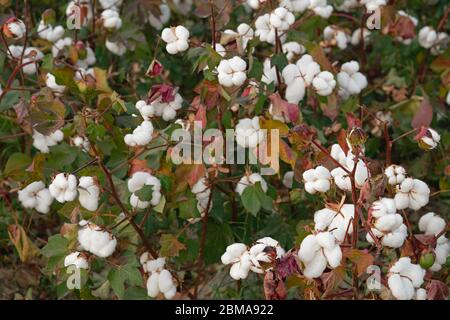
(271, 53, 288, 71)
(41, 234, 69, 258)
(248, 58, 263, 80)
(254, 182, 273, 211)
(159, 234, 186, 257)
(241, 186, 261, 216)
(135, 185, 154, 202)
(108, 268, 125, 298)
(3, 153, 31, 179)
(179, 194, 200, 220)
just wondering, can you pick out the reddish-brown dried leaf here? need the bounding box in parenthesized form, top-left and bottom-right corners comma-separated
(411, 98, 433, 129)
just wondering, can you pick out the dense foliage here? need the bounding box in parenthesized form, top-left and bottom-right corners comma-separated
(0, 0, 449, 300)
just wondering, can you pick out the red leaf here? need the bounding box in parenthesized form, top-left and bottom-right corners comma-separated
(277, 252, 300, 279)
(411, 98, 433, 129)
(345, 112, 361, 128)
(146, 59, 163, 78)
(268, 92, 299, 123)
(195, 104, 207, 129)
(426, 280, 448, 300)
(263, 271, 287, 300)
(148, 84, 176, 103)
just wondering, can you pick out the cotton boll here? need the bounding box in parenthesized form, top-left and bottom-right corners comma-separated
(235, 117, 265, 148)
(99, 0, 123, 9)
(127, 171, 162, 208)
(72, 135, 90, 152)
(414, 288, 427, 300)
(158, 269, 176, 294)
(235, 173, 268, 195)
(8, 46, 44, 74)
(46, 73, 66, 95)
(77, 220, 117, 258)
(303, 166, 331, 194)
(124, 120, 154, 147)
(330, 144, 347, 166)
(32, 129, 64, 153)
(384, 165, 406, 185)
(337, 61, 368, 98)
(49, 173, 78, 203)
(3, 18, 26, 39)
(279, 0, 310, 13)
(139, 93, 183, 121)
(388, 273, 415, 300)
(282, 171, 294, 188)
(269, 7, 295, 31)
(148, 4, 171, 29)
(146, 272, 160, 297)
(282, 41, 305, 62)
(388, 257, 425, 300)
(309, 0, 333, 19)
(323, 26, 349, 50)
(78, 176, 100, 211)
(18, 181, 53, 214)
(314, 204, 354, 243)
(284, 78, 306, 103)
(418, 26, 438, 49)
(217, 57, 247, 87)
(394, 178, 430, 210)
(105, 39, 127, 56)
(298, 234, 320, 262)
(222, 244, 252, 280)
(418, 212, 446, 236)
(64, 251, 89, 269)
(417, 128, 440, 150)
(261, 58, 278, 85)
(161, 26, 190, 54)
(312, 71, 336, 96)
(351, 28, 371, 46)
(37, 20, 64, 43)
(101, 9, 122, 30)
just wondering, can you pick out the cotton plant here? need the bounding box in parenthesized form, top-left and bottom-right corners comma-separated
(77, 220, 117, 258)
(366, 198, 408, 248)
(127, 171, 162, 209)
(140, 254, 177, 300)
(18, 181, 53, 214)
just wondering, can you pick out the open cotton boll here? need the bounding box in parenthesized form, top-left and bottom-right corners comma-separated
(430, 237, 450, 272)
(418, 212, 446, 236)
(78, 176, 100, 211)
(249, 237, 284, 273)
(101, 9, 122, 30)
(221, 243, 253, 280)
(138, 94, 183, 121)
(236, 173, 268, 195)
(361, 0, 386, 11)
(46, 73, 66, 95)
(414, 288, 427, 300)
(161, 26, 189, 54)
(303, 166, 331, 194)
(261, 58, 278, 85)
(105, 39, 127, 56)
(190, 176, 211, 223)
(124, 120, 154, 147)
(235, 116, 265, 148)
(72, 135, 90, 152)
(314, 204, 354, 243)
(279, 0, 310, 13)
(282, 41, 305, 62)
(217, 56, 247, 87)
(394, 178, 430, 210)
(52, 38, 96, 69)
(255, 14, 279, 45)
(49, 173, 78, 203)
(66, 1, 93, 27)
(282, 171, 294, 188)
(269, 7, 295, 31)
(148, 4, 171, 30)
(3, 18, 26, 39)
(312, 71, 336, 96)
(384, 164, 406, 185)
(417, 127, 440, 150)
(331, 155, 370, 191)
(418, 26, 439, 49)
(330, 144, 347, 166)
(350, 28, 371, 46)
(8, 46, 43, 74)
(99, 0, 123, 9)
(77, 220, 117, 258)
(32, 129, 64, 153)
(388, 257, 425, 300)
(18, 181, 53, 214)
(64, 251, 89, 269)
(323, 26, 349, 50)
(37, 20, 64, 43)
(309, 0, 333, 19)
(337, 61, 368, 98)
(127, 171, 162, 208)
(298, 232, 342, 279)
(246, 0, 264, 10)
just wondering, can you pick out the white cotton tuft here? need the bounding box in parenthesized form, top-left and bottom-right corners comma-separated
(77, 220, 117, 258)
(18, 181, 53, 214)
(49, 173, 78, 203)
(78, 176, 100, 211)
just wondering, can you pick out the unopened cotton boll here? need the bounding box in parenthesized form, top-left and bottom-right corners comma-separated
(298, 232, 342, 279)
(337, 61, 368, 98)
(323, 26, 349, 50)
(312, 71, 336, 96)
(221, 243, 252, 280)
(303, 166, 331, 194)
(77, 220, 117, 258)
(417, 127, 440, 150)
(127, 171, 162, 208)
(64, 251, 89, 269)
(235, 117, 265, 148)
(105, 39, 126, 56)
(282, 41, 305, 62)
(161, 26, 189, 54)
(49, 173, 78, 203)
(78, 176, 100, 211)
(236, 173, 268, 195)
(283, 171, 294, 188)
(18, 181, 53, 214)
(3, 18, 26, 39)
(314, 204, 354, 243)
(217, 56, 247, 87)
(101, 9, 122, 30)
(46, 73, 66, 95)
(394, 178, 430, 210)
(388, 257, 425, 300)
(32, 129, 64, 153)
(384, 165, 406, 185)
(124, 120, 154, 147)
(37, 20, 64, 43)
